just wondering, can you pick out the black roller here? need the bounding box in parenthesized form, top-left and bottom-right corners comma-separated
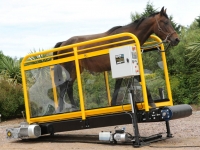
(161, 104, 192, 121)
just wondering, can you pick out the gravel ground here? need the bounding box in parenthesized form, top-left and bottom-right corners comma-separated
(0, 107, 200, 150)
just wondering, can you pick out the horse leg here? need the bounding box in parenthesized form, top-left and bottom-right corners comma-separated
(111, 77, 155, 108)
(111, 78, 123, 106)
(146, 87, 156, 108)
(134, 76, 156, 108)
(66, 80, 77, 108)
(57, 81, 68, 112)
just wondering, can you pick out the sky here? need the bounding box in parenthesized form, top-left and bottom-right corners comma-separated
(1, 0, 200, 58)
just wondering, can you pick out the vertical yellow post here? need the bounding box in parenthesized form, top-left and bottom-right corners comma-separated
(20, 64, 31, 123)
(134, 41, 149, 111)
(150, 35, 173, 106)
(160, 45, 173, 106)
(50, 66, 59, 108)
(104, 71, 111, 105)
(73, 47, 86, 120)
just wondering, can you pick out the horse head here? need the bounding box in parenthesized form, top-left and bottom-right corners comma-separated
(153, 7, 180, 46)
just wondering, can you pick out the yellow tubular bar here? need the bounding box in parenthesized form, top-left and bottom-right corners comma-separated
(20, 63, 31, 123)
(73, 47, 86, 120)
(104, 71, 111, 105)
(50, 66, 58, 108)
(21, 33, 135, 65)
(150, 35, 173, 106)
(20, 33, 173, 124)
(78, 39, 134, 53)
(134, 36, 149, 111)
(29, 104, 132, 124)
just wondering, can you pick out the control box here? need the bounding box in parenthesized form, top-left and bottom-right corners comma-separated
(109, 45, 140, 79)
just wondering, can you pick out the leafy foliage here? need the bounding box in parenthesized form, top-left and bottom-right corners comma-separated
(195, 16, 200, 28)
(26, 49, 52, 65)
(186, 41, 200, 67)
(0, 73, 24, 120)
(0, 52, 22, 83)
(167, 22, 200, 104)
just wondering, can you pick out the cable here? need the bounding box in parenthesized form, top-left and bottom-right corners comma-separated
(120, 78, 135, 121)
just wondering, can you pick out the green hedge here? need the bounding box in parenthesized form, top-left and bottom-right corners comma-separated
(0, 78, 24, 120)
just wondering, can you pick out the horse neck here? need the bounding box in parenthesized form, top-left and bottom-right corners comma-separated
(116, 17, 155, 45)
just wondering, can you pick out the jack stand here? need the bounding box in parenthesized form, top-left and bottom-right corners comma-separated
(165, 120, 172, 137)
(128, 86, 141, 147)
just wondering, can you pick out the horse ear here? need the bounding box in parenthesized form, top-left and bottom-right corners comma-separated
(164, 8, 167, 14)
(160, 7, 165, 16)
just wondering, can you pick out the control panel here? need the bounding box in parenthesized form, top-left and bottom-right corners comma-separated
(109, 45, 140, 79)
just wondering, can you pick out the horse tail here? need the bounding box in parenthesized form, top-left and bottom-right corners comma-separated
(53, 41, 64, 60)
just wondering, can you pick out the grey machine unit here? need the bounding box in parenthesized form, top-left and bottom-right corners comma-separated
(6, 122, 41, 139)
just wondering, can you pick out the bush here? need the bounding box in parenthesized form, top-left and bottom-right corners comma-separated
(0, 77, 24, 120)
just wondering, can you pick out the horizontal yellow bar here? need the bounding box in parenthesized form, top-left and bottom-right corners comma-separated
(29, 111, 82, 124)
(29, 105, 132, 124)
(28, 100, 171, 124)
(24, 49, 112, 71)
(78, 49, 109, 59)
(78, 38, 134, 53)
(23, 56, 75, 71)
(21, 33, 139, 65)
(85, 105, 132, 117)
(137, 101, 172, 110)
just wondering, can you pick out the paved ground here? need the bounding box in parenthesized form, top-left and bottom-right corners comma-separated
(0, 106, 200, 150)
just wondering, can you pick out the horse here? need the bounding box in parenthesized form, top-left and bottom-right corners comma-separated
(53, 7, 180, 112)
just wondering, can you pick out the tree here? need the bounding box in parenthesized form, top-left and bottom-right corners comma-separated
(0, 52, 22, 83)
(169, 16, 182, 34)
(186, 40, 200, 68)
(0, 51, 4, 58)
(130, 1, 157, 21)
(195, 16, 200, 28)
(166, 22, 200, 104)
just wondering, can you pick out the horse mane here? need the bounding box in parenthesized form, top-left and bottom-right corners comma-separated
(129, 11, 169, 29)
(106, 26, 122, 34)
(105, 11, 169, 34)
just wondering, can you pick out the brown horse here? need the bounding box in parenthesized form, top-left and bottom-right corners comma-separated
(53, 7, 179, 112)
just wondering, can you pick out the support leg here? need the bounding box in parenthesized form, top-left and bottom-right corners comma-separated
(165, 120, 172, 137)
(129, 87, 140, 147)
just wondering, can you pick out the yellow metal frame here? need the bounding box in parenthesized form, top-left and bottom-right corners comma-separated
(21, 33, 173, 124)
(104, 71, 111, 105)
